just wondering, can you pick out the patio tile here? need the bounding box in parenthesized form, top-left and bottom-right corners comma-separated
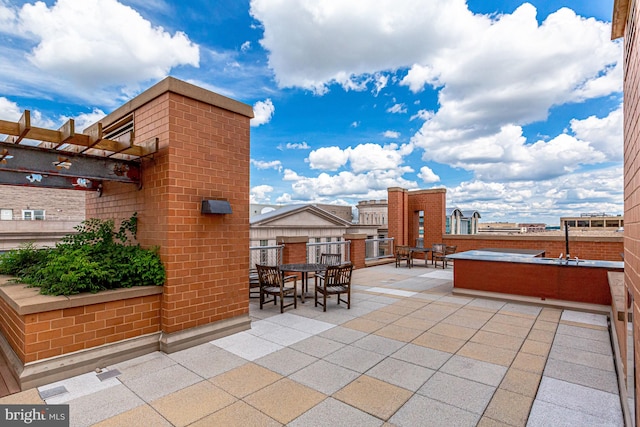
(374, 323, 424, 342)
(150, 381, 236, 427)
(549, 343, 615, 372)
(552, 333, 612, 355)
(341, 317, 386, 333)
(324, 345, 386, 373)
(377, 303, 419, 316)
(318, 325, 368, 344)
(288, 397, 384, 427)
(211, 332, 284, 361)
(260, 326, 313, 347)
(267, 313, 336, 335)
(255, 347, 319, 376)
(245, 378, 326, 425)
(66, 384, 144, 427)
(391, 342, 452, 370)
(456, 341, 517, 366)
(360, 310, 403, 324)
(168, 345, 246, 379)
(455, 307, 496, 321)
(334, 375, 413, 420)
(492, 313, 536, 327)
(499, 303, 541, 317)
(428, 322, 478, 340)
(366, 357, 435, 391)
(352, 334, 406, 355)
(118, 364, 202, 403)
(391, 316, 436, 331)
(537, 307, 562, 322)
(499, 368, 541, 397)
(412, 331, 466, 353)
(389, 394, 480, 427)
(93, 405, 173, 427)
(38, 370, 120, 404)
(289, 335, 346, 358)
(527, 399, 623, 427)
(532, 319, 558, 332)
(209, 363, 282, 398)
(440, 355, 507, 387)
(511, 352, 547, 374)
(189, 400, 281, 427)
(534, 377, 623, 423)
(561, 310, 608, 327)
(526, 328, 556, 344)
(466, 298, 506, 311)
(438, 295, 473, 305)
(289, 360, 360, 395)
(417, 372, 494, 414)
(520, 338, 552, 357)
(109, 351, 176, 382)
(476, 416, 512, 427)
(481, 321, 531, 338)
(483, 389, 533, 426)
(556, 323, 611, 342)
(470, 330, 525, 351)
(543, 358, 620, 394)
(441, 313, 490, 329)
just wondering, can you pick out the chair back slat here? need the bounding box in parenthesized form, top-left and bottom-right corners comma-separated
(320, 253, 342, 265)
(256, 264, 282, 287)
(324, 263, 353, 286)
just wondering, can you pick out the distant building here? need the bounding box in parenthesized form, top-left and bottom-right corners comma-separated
(250, 203, 353, 222)
(478, 222, 521, 233)
(561, 213, 623, 230)
(250, 204, 377, 247)
(357, 200, 388, 225)
(446, 208, 481, 235)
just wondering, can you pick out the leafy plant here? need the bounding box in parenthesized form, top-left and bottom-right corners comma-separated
(0, 213, 164, 296)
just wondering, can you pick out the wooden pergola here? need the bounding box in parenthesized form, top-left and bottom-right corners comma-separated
(0, 110, 157, 194)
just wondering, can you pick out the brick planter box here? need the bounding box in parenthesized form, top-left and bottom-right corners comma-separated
(0, 276, 163, 390)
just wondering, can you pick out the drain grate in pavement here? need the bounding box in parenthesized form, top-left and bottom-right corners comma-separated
(39, 386, 68, 399)
(97, 369, 121, 382)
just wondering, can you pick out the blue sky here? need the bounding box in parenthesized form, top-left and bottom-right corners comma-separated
(0, 0, 622, 225)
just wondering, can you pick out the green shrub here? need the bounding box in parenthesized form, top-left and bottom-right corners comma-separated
(0, 213, 165, 296)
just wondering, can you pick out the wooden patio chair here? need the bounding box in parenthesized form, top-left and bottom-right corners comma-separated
(315, 262, 353, 312)
(256, 264, 297, 313)
(315, 253, 343, 282)
(430, 243, 445, 266)
(395, 245, 412, 268)
(434, 245, 457, 269)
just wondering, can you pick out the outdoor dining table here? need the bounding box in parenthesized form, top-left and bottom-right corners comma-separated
(279, 263, 327, 303)
(409, 247, 431, 267)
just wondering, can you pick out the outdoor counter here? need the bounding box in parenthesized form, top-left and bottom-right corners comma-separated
(447, 250, 624, 305)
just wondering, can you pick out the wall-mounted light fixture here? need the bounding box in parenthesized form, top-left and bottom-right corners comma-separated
(201, 199, 232, 214)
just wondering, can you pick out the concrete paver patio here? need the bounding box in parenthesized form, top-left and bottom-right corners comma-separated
(0, 264, 624, 426)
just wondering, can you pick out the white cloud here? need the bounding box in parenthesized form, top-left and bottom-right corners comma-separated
(8, 0, 199, 91)
(372, 73, 388, 96)
(350, 121, 360, 128)
(251, 159, 282, 171)
(250, 184, 273, 203)
(282, 168, 416, 201)
(308, 146, 349, 170)
(62, 108, 106, 133)
(0, 97, 21, 120)
(447, 166, 623, 223)
(569, 106, 622, 161)
(251, 98, 275, 127)
(383, 130, 400, 139)
(241, 41, 251, 52)
(386, 103, 407, 114)
(286, 141, 310, 150)
(418, 166, 440, 183)
(307, 142, 413, 173)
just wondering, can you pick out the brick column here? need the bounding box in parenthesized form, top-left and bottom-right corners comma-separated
(277, 236, 308, 265)
(388, 187, 408, 246)
(344, 233, 367, 269)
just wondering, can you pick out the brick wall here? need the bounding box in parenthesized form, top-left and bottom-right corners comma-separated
(622, 0, 640, 417)
(388, 187, 446, 249)
(86, 79, 252, 336)
(443, 235, 623, 261)
(21, 295, 161, 363)
(0, 186, 85, 222)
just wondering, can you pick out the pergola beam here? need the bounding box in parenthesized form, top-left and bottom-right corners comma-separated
(0, 170, 102, 191)
(0, 142, 141, 184)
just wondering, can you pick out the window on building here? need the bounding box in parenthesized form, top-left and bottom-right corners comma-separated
(591, 220, 604, 228)
(22, 210, 45, 220)
(418, 210, 424, 237)
(445, 216, 451, 234)
(0, 209, 12, 220)
(577, 220, 589, 227)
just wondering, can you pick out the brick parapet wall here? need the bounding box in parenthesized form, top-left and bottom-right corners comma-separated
(622, 1, 640, 419)
(442, 235, 624, 261)
(344, 234, 367, 269)
(0, 296, 25, 362)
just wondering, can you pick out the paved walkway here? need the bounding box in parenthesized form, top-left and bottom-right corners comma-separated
(0, 264, 625, 426)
